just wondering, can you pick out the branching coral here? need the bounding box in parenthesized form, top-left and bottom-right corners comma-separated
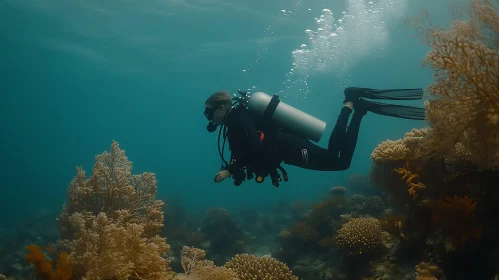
(336, 217, 383, 256)
(371, 128, 434, 164)
(51, 141, 172, 279)
(371, 139, 409, 163)
(406, 0, 499, 170)
(224, 253, 299, 280)
(58, 140, 164, 240)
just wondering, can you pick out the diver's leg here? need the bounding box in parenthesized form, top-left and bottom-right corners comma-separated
(336, 108, 367, 169)
(280, 105, 360, 171)
(327, 106, 353, 157)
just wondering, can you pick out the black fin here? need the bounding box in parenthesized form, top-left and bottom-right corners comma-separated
(357, 98, 426, 120)
(344, 87, 424, 102)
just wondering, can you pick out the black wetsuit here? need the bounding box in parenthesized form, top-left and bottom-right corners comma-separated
(223, 104, 365, 176)
(224, 108, 264, 175)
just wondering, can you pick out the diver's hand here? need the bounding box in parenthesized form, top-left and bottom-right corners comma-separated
(214, 170, 231, 183)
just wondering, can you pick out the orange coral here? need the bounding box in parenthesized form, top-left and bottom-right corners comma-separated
(392, 167, 426, 199)
(431, 195, 483, 246)
(26, 245, 71, 280)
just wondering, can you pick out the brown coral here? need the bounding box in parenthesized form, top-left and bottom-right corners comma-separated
(431, 195, 483, 246)
(224, 253, 299, 280)
(336, 217, 383, 256)
(408, 0, 499, 170)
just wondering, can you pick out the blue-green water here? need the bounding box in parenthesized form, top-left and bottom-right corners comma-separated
(0, 0, 461, 229)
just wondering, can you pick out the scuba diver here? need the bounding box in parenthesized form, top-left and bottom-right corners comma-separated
(204, 87, 425, 187)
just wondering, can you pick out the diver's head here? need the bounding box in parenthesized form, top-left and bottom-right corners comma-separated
(204, 91, 233, 126)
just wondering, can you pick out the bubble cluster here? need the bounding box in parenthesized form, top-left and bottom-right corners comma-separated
(280, 0, 409, 100)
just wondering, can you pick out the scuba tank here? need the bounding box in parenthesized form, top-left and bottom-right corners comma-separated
(246, 92, 326, 143)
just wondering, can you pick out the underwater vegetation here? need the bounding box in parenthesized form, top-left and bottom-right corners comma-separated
(0, 0, 496, 279)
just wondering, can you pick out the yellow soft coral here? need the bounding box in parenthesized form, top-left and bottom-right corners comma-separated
(392, 167, 426, 199)
(54, 141, 172, 279)
(408, 0, 499, 170)
(58, 140, 165, 240)
(67, 212, 172, 279)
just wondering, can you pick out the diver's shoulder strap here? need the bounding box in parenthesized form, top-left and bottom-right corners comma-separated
(262, 94, 280, 119)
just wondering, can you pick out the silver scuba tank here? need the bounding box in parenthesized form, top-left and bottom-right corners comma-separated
(246, 91, 326, 143)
